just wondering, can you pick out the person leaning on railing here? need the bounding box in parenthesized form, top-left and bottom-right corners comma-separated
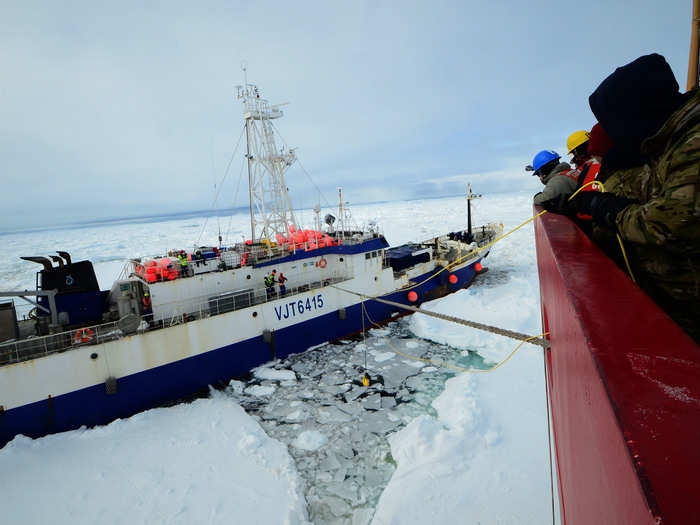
(278, 271, 288, 297)
(529, 150, 579, 206)
(142, 291, 153, 325)
(177, 251, 190, 277)
(548, 54, 700, 344)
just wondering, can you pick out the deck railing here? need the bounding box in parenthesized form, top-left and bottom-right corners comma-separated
(0, 274, 350, 367)
(534, 206, 700, 524)
(123, 232, 383, 284)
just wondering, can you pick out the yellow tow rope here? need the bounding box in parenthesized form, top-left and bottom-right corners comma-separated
(359, 296, 548, 374)
(348, 181, 635, 379)
(567, 180, 636, 283)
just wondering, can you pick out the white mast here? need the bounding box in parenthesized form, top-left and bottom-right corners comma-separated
(338, 187, 344, 239)
(236, 69, 297, 245)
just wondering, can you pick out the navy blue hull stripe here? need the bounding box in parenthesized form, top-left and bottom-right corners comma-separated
(0, 261, 478, 446)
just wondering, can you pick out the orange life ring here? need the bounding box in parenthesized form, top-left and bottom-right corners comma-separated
(318, 258, 327, 269)
(74, 328, 94, 344)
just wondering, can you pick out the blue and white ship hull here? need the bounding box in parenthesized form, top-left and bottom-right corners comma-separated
(0, 234, 494, 447)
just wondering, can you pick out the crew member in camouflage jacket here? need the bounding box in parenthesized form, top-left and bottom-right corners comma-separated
(572, 54, 699, 343)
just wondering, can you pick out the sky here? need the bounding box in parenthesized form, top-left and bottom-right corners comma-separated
(0, 1, 692, 230)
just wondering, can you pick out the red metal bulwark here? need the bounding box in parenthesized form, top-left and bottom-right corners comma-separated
(534, 208, 700, 525)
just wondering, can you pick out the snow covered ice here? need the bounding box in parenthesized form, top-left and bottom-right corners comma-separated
(0, 191, 554, 524)
(0, 392, 308, 525)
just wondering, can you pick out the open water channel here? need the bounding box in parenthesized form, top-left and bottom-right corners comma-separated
(226, 319, 488, 524)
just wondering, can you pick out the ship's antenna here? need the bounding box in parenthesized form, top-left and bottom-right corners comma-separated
(338, 187, 344, 240)
(241, 61, 255, 243)
(466, 183, 482, 240)
(314, 204, 321, 235)
(236, 65, 297, 248)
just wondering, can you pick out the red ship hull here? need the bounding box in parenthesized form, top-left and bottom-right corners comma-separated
(534, 207, 700, 525)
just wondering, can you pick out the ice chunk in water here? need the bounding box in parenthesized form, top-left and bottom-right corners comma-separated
(244, 384, 276, 397)
(322, 495, 352, 518)
(336, 401, 364, 417)
(292, 430, 328, 451)
(321, 383, 351, 395)
(317, 406, 354, 424)
(371, 350, 395, 362)
(344, 386, 367, 403)
(319, 451, 342, 471)
(285, 409, 309, 423)
(227, 380, 245, 394)
(332, 442, 356, 460)
(362, 393, 382, 411)
(352, 507, 375, 525)
(381, 396, 397, 409)
(320, 371, 347, 386)
(357, 412, 402, 435)
(381, 362, 423, 389)
(253, 367, 296, 382)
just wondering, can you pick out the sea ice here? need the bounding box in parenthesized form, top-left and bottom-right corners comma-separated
(1, 192, 552, 524)
(245, 384, 276, 397)
(0, 394, 308, 524)
(293, 430, 328, 451)
(370, 350, 394, 362)
(253, 366, 297, 382)
(362, 393, 382, 411)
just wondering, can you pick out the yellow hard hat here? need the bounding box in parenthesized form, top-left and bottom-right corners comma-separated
(567, 130, 590, 154)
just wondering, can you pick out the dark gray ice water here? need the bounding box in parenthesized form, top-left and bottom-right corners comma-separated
(226, 320, 488, 525)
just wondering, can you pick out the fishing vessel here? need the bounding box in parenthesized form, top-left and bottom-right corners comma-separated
(0, 79, 501, 447)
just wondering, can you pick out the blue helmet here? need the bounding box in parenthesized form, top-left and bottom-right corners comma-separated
(532, 150, 560, 173)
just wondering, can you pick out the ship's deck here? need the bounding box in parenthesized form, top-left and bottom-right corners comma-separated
(0, 275, 350, 367)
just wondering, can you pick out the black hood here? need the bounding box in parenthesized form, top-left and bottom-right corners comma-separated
(588, 53, 689, 169)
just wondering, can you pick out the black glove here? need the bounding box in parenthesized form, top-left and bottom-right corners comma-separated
(570, 192, 638, 228)
(539, 193, 573, 215)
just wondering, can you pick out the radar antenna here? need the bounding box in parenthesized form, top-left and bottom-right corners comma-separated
(467, 183, 482, 239)
(236, 67, 297, 246)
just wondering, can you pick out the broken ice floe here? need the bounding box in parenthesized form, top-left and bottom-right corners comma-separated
(228, 321, 486, 524)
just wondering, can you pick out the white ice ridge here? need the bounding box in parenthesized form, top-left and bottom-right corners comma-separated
(372, 348, 550, 524)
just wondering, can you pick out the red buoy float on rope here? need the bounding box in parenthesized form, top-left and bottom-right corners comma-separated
(407, 291, 418, 302)
(474, 262, 483, 272)
(449, 274, 458, 284)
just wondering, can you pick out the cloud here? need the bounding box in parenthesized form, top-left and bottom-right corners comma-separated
(0, 1, 691, 229)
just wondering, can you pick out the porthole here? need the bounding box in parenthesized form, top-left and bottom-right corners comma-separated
(252, 311, 258, 318)
(339, 257, 344, 262)
(246, 275, 251, 279)
(90, 353, 98, 360)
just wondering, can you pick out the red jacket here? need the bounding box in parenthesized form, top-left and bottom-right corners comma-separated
(562, 167, 581, 182)
(576, 158, 602, 220)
